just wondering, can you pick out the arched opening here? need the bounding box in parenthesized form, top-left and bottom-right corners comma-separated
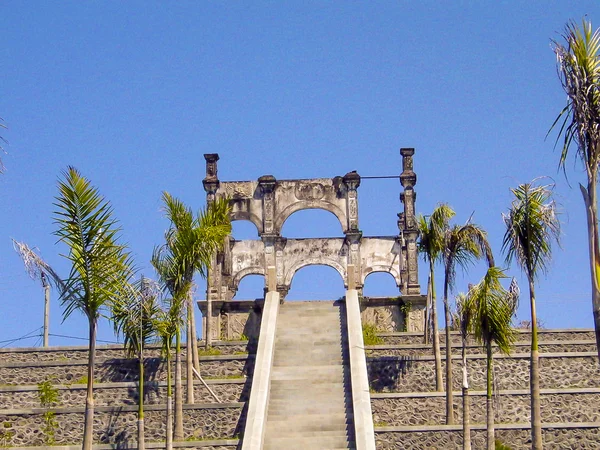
(280, 208, 344, 238)
(362, 271, 400, 297)
(234, 273, 265, 300)
(286, 264, 345, 301)
(230, 219, 261, 241)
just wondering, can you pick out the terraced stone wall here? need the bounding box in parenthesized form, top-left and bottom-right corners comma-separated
(367, 329, 600, 449)
(0, 340, 255, 449)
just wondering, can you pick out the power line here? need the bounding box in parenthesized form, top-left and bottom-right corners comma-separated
(361, 175, 401, 180)
(48, 333, 120, 345)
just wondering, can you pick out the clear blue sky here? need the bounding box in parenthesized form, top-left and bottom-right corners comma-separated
(1, 2, 599, 347)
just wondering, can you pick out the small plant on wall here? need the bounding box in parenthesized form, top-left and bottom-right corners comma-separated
(0, 422, 15, 448)
(398, 300, 412, 332)
(38, 379, 60, 445)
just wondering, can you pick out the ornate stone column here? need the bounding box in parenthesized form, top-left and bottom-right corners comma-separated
(258, 175, 279, 298)
(343, 171, 362, 290)
(203, 154, 221, 346)
(399, 148, 420, 296)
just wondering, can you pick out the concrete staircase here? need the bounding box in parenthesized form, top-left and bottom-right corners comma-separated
(263, 300, 355, 450)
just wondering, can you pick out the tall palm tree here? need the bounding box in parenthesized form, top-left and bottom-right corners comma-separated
(502, 181, 560, 450)
(442, 222, 493, 424)
(54, 167, 134, 450)
(417, 204, 455, 391)
(152, 192, 231, 440)
(455, 292, 475, 450)
(112, 276, 161, 450)
(470, 267, 517, 450)
(551, 18, 600, 360)
(153, 293, 183, 450)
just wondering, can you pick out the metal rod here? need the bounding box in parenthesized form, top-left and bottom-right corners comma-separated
(192, 366, 222, 403)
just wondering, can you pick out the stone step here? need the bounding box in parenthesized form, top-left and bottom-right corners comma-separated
(265, 414, 352, 432)
(263, 434, 351, 450)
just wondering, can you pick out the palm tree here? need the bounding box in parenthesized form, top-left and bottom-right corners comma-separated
(112, 276, 161, 450)
(551, 18, 600, 360)
(152, 192, 231, 440)
(502, 181, 560, 450)
(53, 167, 134, 450)
(417, 204, 455, 391)
(455, 292, 475, 450)
(441, 222, 493, 424)
(469, 267, 517, 450)
(153, 293, 183, 450)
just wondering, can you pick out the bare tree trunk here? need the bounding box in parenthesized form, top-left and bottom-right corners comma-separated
(166, 351, 173, 450)
(174, 331, 184, 440)
(186, 307, 194, 404)
(82, 318, 97, 450)
(43, 276, 50, 347)
(580, 182, 600, 363)
(430, 262, 443, 391)
(486, 340, 494, 450)
(206, 296, 213, 349)
(189, 291, 200, 372)
(462, 337, 471, 450)
(424, 276, 431, 345)
(444, 270, 455, 425)
(138, 351, 145, 450)
(528, 277, 542, 450)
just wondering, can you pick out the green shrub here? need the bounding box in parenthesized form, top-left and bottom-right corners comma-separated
(495, 440, 512, 450)
(38, 379, 60, 445)
(362, 323, 383, 345)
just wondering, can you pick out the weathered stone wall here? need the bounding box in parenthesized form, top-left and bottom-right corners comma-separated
(367, 354, 600, 392)
(372, 391, 600, 426)
(0, 406, 243, 447)
(0, 340, 255, 448)
(375, 428, 600, 449)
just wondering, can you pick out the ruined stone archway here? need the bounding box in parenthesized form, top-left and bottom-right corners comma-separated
(199, 150, 424, 341)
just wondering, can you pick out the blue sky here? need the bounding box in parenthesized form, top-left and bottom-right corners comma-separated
(1, 2, 599, 347)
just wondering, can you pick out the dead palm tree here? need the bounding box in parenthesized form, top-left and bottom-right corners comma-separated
(112, 276, 161, 450)
(12, 240, 66, 347)
(152, 192, 231, 440)
(54, 167, 134, 450)
(502, 181, 560, 450)
(442, 222, 493, 424)
(551, 18, 600, 360)
(417, 204, 454, 391)
(470, 267, 517, 450)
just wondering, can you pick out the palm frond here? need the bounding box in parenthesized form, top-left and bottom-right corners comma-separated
(551, 18, 600, 176)
(502, 181, 561, 281)
(417, 203, 455, 263)
(53, 167, 134, 321)
(443, 222, 493, 293)
(469, 267, 517, 355)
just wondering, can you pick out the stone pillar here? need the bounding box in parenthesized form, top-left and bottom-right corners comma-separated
(399, 148, 421, 295)
(203, 154, 221, 345)
(258, 175, 277, 236)
(343, 171, 362, 290)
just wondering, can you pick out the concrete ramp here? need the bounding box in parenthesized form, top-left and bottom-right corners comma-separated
(263, 301, 355, 450)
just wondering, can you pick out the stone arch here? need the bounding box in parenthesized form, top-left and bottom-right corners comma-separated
(362, 266, 402, 288)
(284, 259, 346, 287)
(275, 202, 347, 235)
(232, 267, 266, 292)
(230, 211, 263, 235)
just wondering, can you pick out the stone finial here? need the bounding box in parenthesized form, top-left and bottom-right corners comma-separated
(400, 148, 416, 188)
(258, 175, 277, 194)
(203, 153, 220, 193)
(342, 171, 361, 190)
